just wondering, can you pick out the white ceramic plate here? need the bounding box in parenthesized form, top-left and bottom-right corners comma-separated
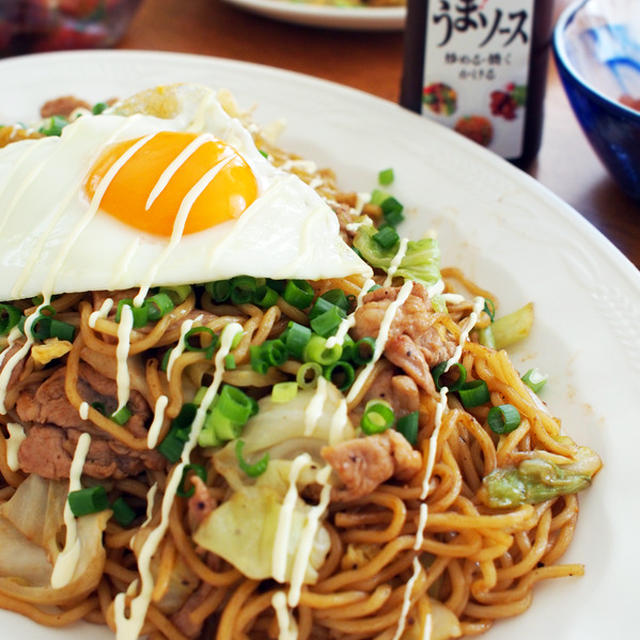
(0, 50, 638, 639)
(221, 0, 405, 31)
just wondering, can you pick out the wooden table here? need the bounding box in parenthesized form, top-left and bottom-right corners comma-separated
(120, 0, 640, 268)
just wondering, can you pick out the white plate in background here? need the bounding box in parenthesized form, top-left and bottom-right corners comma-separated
(0, 49, 638, 639)
(221, 0, 405, 31)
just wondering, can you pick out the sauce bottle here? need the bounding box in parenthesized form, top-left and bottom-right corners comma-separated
(401, 0, 554, 169)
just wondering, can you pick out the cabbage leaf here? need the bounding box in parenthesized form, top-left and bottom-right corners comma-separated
(353, 225, 441, 287)
(0, 474, 109, 605)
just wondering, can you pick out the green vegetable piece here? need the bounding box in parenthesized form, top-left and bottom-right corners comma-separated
(491, 302, 534, 350)
(39, 115, 68, 136)
(482, 457, 593, 508)
(92, 102, 109, 115)
(521, 368, 548, 394)
(112, 497, 136, 527)
(353, 225, 440, 287)
(235, 439, 269, 477)
(378, 168, 394, 186)
(68, 486, 109, 517)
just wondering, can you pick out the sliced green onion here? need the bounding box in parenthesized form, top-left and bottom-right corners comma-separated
(303, 335, 342, 366)
(160, 348, 171, 372)
(361, 400, 395, 435)
(370, 189, 390, 206)
(272, 381, 298, 403)
(284, 322, 312, 361)
(184, 326, 219, 358)
(309, 297, 339, 320)
(172, 403, 198, 433)
(458, 380, 490, 409)
(116, 299, 148, 328)
(198, 415, 223, 448)
(296, 362, 322, 389)
(158, 285, 192, 305)
(230, 275, 257, 305)
(235, 440, 269, 477)
(283, 279, 314, 309)
(253, 285, 278, 309)
(381, 196, 404, 227)
(483, 298, 496, 322)
(248, 396, 259, 417)
(396, 411, 419, 446)
(176, 464, 207, 498)
(39, 115, 68, 136)
(266, 279, 286, 294)
(431, 361, 467, 392)
(368, 284, 382, 293)
(353, 337, 376, 365)
(250, 345, 270, 374)
(29, 315, 52, 341)
(92, 102, 108, 115)
(487, 404, 521, 435)
(323, 361, 355, 391)
(206, 280, 231, 303)
(319, 289, 350, 314)
(158, 428, 187, 463)
(68, 486, 109, 517)
(110, 405, 132, 426)
(341, 334, 357, 362)
(31, 294, 44, 306)
(112, 497, 136, 527)
(217, 385, 254, 425)
(378, 168, 394, 186)
(259, 149, 269, 159)
(310, 306, 344, 338)
(224, 354, 237, 370)
(145, 292, 174, 321)
(373, 225, 399, 249)
(262, 340, 288, 367)
(0, 304, 21, 336)
(458, 379, 490, 408)
(521, 368, 548, 394)
(49, 318, 76, 341)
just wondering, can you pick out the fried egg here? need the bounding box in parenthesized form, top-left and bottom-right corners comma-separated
(0, 84, 371, 301)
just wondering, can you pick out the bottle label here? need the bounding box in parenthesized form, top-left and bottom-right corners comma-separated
(421, 0, 535, 158)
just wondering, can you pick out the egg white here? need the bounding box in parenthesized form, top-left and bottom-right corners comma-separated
(0, 84, 371, 301)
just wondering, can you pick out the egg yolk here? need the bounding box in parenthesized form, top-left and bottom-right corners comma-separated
(85, 131, 258, 237)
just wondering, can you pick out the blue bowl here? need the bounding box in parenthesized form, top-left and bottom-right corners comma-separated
(553, 0, 640, 201)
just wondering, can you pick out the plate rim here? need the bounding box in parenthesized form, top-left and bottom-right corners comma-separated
(0, 48, 638, 640)
(220, 0, 406, 30)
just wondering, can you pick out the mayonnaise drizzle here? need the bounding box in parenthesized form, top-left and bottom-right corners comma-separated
(5, 422, 26, 471)
(79, 401, 90, 420)
(51, 432, 91, 588)
(146, 395, 168, 449)
(272, 453, 312, 582)
(288, 465, 332, 607)
(132, 152, 235, 307)
(272, 591, 298, 640)
(113, 322, 242, 640)
(89, 297, 114, 328)
(145, 134, 214, 210)
(115, 303, 134, 412)
(384, 237, 409, 287)
(166, 316, 201, 381)
(391, 556, 423, 640)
